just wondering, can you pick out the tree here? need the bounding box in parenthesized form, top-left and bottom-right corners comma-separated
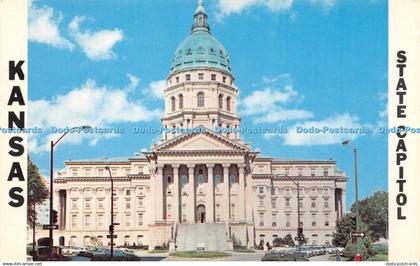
(27, 156, 49, 226)
(350, 191, 388, 241)
(332, 213, 355, 247)
(272, 234, 295, 247)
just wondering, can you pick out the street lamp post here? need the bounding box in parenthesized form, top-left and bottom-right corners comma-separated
(105, 166, 114, 260)
(287, 177, 302, 255)
(48, 125, 91, 258)
(342, 140, 360, 261)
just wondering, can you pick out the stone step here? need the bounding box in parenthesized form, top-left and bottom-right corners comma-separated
(176, 223, 227, 251)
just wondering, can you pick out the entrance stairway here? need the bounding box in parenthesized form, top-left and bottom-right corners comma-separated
(176, 223, 228, 251)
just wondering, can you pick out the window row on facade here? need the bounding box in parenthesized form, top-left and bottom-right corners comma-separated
(71, 212, 144, 229)
(66, 165, 148, 177)
(169, 72, 232, 85)
(258, 212, 331, 228)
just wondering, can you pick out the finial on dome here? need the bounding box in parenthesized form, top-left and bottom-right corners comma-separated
(192, 0, 210, 33)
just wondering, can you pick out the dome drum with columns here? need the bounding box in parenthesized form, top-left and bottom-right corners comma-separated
(46, 1, 347, 251)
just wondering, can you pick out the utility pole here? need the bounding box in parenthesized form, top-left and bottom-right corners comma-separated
(105, 166, 114, 260)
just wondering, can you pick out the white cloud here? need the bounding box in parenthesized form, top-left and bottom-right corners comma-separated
(240, 84, 311, 123)
(216, 0, 336, 19)
(29, 75, 162, 154)
(217, 0, 293, 16)
(143, 80, 167, 100)
(69, 16, 123, 60)
(279, 113, 368, 146)
(309, 0, 336, 8)
(29, 2, 74, 49)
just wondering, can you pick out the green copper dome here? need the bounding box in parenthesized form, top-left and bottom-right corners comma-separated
(170, 1, 232, 75)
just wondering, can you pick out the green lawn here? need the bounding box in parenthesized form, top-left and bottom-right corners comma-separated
(170, 251, 231, 258)
(148, 249, 169, 254)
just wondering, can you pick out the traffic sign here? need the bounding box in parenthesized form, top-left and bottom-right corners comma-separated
(43, 224, 59, 230)
(107, 235, 117, 239)
(350, 232, 366, 238)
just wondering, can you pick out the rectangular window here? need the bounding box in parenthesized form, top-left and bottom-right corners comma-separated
(325, 214, 329, 226)
(72, 199, 77, 209)
(125, 214, 131, 227)
(230, 204, 235, 220)
(98, 199, 104, 209)
(285, 198, 290, 207)
(198, 73, 204, 80)
(311, 199, 316, 208)
(312, 213, 316, 227)
(138, 198, 143, 207)
(126, 190, 131, 196)
(72, 168, 78, 177)
(272, 214, 277, 227)
(259, 198, 264, 206)
(286, 214, 290, 227)
(186, 74, 191, 81)
(259, 187, 264, 194)
(85, 214, 91, 228)
(85, 199, 91, 208)
(259, 213, 264, 226)
(324, 199, 329, 208)
(138, 213, 143, 226)
(167, 204, 172, 220)
(222, 76, 226, 83)
(125, 168, 130, 175)
(215, 204, 220, 222)
(85, 168, 91, 176)
(98, 168, 104, 176)
(271, 199, 276, 208)
(299, 198, 303, 208)
(97, 214, 103, 227)
(211, 74, 216, 81)
(72, 214, 77, 227)
(125, 199, 131, 209)
(111, 168, 118, 176)
(176, 76, 179, 83)
(323, 168, 328, 176)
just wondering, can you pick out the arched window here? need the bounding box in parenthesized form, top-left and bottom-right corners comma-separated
(198, 174, 205, 185)
(179, 94, 183, 109)
(197, 92, 205, 107)
(181, 175, 187, 189)
(226, 96, 231, 111)
(215, 175, 221, 185)
(218, 94, 223, 109)
(167, 175, 172, 184)
(171, 96, 176, 112)
(229, 174, 236, 185)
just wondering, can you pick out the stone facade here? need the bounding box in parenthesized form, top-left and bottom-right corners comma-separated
(48, 1, 347, 250)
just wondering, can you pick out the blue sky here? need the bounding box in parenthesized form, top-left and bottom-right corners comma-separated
(28, 0, 388, 210)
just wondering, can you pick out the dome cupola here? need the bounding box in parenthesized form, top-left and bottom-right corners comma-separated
(169, 0, 232, 76)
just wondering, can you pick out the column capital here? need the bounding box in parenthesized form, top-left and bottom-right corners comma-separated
(206, 164, 215, 169)
(237, 163, 246, 169)
(187, 164, 195, 169)
(222, 164, 230, 169)
(172, 164, 180, 170)
(156, 164, 164, 169)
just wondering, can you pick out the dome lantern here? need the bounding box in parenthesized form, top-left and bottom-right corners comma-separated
(192, 0, 210, 33)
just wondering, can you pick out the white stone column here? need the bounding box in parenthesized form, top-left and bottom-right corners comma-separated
(223, 164, 230, 221)
(173, 165, 180, 223)
(206, 164, 215, 222)
(341, 189, 346, 219)
(188, 165, 195, 223)
(155, 165, 164, 221)
(238, 164, 245, 221)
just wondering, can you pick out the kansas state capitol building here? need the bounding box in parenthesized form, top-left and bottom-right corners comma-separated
(52, 1, 347, 250)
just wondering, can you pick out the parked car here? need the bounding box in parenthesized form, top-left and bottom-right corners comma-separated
(91, 248, 141, 261)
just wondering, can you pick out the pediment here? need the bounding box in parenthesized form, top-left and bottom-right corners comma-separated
(153, 129, 249, 152)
